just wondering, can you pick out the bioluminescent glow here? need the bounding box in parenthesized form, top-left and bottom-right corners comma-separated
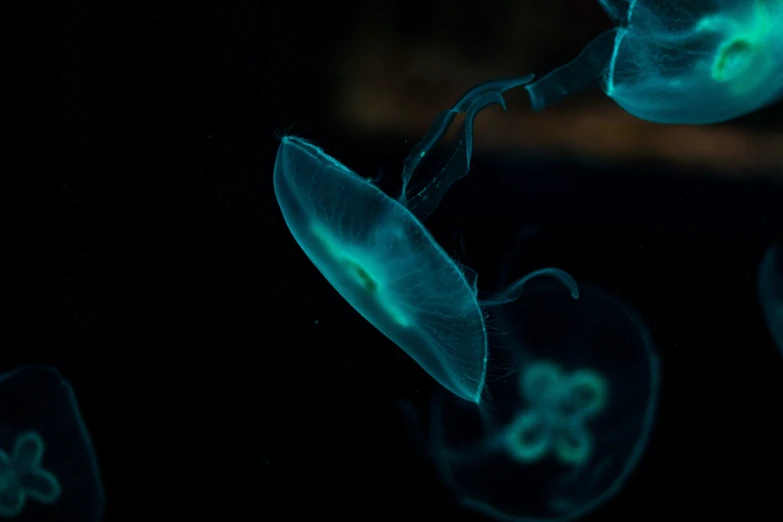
(525, 0, 783, 123)
(0, 366, 104, 521)
(274, 77, 534, 403)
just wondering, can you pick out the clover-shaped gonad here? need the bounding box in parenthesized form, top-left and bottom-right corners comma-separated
(505, 361, 607, 465)
(0, 431, 61, 517)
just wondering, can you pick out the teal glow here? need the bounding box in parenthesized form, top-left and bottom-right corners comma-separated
(0, 367, 105, 521)
(275, 76, 659, 518)
(428, 281, 660, 522)
(758, 245, 783, 356)
(525, 0, 783, 123)
(506, 362, 608, 466)
(274, 77, 534, 403)
(0, 432, 61, 518)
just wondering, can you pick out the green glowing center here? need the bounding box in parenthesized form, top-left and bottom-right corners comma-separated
(712, 38, 753, 82)
(344, 259, 378, 292)
(308, 220, 411, 327)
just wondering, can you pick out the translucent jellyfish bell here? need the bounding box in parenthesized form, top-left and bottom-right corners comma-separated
(273, 76, 534, 403)
(525, 0, 783, 124)
(758, 245, 783, 356)
(0, 366, 105, 521)
(423, 276, 660, 521)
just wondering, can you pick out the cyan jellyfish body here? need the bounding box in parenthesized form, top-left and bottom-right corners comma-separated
(275, 73, 659, 519)
(525, 0, 783, 123)
(424, 278, 660, 521)
(758, 245, 783, 356)
(273, 76, 534, 403)
(0, 367, 105, 521)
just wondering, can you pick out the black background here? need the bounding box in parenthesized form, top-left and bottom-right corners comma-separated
(10, 0, 783, 520)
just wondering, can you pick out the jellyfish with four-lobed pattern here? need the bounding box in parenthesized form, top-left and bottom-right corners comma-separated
(758, 245, 783, 357)
(525, 0, 783, 124)
(274, 76, 661, 520)
(426, 277, 660, 521)
(0, 366, 105, 521)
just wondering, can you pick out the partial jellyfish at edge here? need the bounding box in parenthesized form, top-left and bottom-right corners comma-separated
(525, 0, 783, 124)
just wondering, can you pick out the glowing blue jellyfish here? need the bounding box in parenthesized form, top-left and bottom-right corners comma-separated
(275, 74, 659, 520)
(525, 0, 783, 123)
(758, 245, 783, 355)
(0, 366, 105, 521)
(423, 279, 660, 521)
(274, 76, 535, 403)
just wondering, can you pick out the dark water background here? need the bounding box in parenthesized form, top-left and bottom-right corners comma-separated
(11, 0, 783, 520)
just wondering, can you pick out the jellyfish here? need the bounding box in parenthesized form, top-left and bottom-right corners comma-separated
(416, 277, 661, 521)
(758, 245, 783, 356)
(525, 0, 783, 124)
(276, 75, 659, 519)
(0, 366, 105, 521)
(273, 76, 536, 403)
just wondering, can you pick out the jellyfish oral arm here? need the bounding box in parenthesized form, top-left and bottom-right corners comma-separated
(399, 76, 535, 220)
(525, 29, 620, 112)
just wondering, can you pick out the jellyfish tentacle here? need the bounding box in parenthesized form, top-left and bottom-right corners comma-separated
(400, 76, 535, 220)
(483, 267, 579, 307)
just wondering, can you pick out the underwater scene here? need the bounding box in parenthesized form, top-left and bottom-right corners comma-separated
(32, 0, 783, 520)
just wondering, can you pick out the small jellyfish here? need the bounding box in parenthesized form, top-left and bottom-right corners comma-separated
(758, 245, 783, 356)
(525, 0, 783, 124)
(423, 277, 660, 521)
(274, 76, 534, 403)
(0, 366, 105, 521)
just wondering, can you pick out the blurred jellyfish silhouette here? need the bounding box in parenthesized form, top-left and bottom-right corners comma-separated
(423, 279, 660, 521)
(0, 366, 104, 521)
(758, 245, 783, 356)
(525, 0, 783, 124)
(274, 76, 536, 403)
